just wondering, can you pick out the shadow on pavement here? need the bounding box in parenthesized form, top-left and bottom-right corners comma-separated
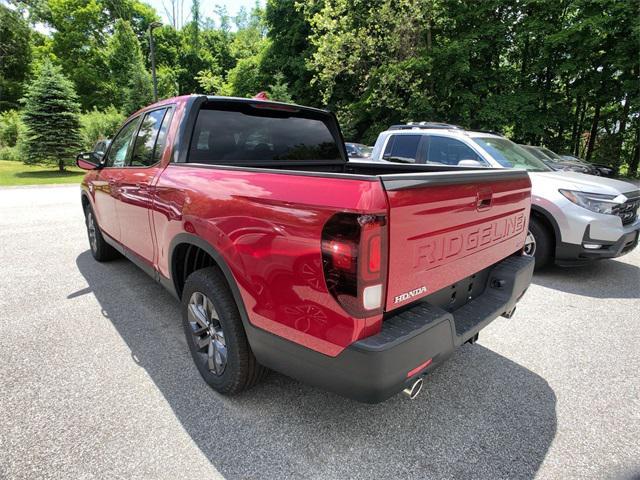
(533, 259, 639, 299)
(73, 250, 557, 479)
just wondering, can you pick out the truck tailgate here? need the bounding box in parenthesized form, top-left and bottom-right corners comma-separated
(381, 170, 531, 311)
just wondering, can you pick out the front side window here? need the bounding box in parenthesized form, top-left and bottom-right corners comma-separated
(426, 136, 482, 166)
(383, 135, 421, 163)
(188, 103, 341, 164)
(130, 108, 168, 167)
(104, 119, 139, 168)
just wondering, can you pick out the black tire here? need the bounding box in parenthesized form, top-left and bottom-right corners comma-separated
(83, 204, 120, 262)
(181, 267, 267, 394)
(528, 216, 553, 270)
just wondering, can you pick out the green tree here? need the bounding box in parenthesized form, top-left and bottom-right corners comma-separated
(267, 73, 292, 103)
(0, 110, 25, 148)
(195, 69, 230, 95)
(107, 19, 153, 112)
(157, 65, 180, 98)
(226, 52, 268, 97)
(0, 4, 32, 111)
(261, 0, 319, 105)
(124, 67, 153, 113)
(21, 61, 82, 171)
(21, 0, 158, 110)
(80, 106, 124, 149)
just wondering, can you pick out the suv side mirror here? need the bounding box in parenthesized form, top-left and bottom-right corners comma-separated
(458, 159, 485, 168)
(76, 152, 104, 170)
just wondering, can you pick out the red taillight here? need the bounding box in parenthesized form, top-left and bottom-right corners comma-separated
(321, 213, 388, 318)
(367, 235, 381, 274)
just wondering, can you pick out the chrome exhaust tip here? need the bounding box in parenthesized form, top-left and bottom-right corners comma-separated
(402, 378, 423, 400)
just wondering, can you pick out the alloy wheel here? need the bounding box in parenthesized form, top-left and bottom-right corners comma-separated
(187, 291, 227, 376)
(86, 211, 97, 253)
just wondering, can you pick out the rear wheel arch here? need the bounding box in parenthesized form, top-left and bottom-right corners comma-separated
(168, 234, 251, 328)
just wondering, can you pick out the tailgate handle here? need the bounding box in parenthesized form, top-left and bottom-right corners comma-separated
(476, 190, 493, 210)
(477, 198, 492, 209)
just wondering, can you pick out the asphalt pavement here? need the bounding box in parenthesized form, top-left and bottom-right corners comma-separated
(0, 185, 638, 480)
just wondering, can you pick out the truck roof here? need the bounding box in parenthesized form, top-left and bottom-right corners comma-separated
(134, 94, 331, 117)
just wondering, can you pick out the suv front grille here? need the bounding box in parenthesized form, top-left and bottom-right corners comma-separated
(613, 192, 640, 225)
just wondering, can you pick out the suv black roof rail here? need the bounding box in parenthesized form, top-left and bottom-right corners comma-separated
(473, 129, 504, 136)
(387, 122, 463, 131)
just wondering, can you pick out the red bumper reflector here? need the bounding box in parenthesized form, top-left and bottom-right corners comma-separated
(407, 358, 433, 378)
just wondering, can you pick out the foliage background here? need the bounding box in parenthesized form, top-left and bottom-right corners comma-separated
(0, 0, 638, 175)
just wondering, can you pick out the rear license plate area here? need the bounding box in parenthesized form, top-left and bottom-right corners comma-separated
(421, 266, 492, 312)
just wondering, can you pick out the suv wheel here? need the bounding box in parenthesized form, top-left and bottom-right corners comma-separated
(527, 217, 553, 269)
(181, 267, 267, 394)
(523, 230, 536, 257)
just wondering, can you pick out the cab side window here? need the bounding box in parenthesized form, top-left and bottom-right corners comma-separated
(152, 108, 173, 164)
(383, 135, 421, 163)
(426, 136, 483, 166)
(103, 119, 139, 168)
(130, 108, 169, 167)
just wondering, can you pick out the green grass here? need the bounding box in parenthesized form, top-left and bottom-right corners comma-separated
(0, 160, 85, 186)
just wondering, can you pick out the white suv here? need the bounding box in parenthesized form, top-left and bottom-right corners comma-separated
(366, 123, 640, 269)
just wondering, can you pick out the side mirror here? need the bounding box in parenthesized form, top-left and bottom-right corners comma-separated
(458, 159, 485, 168)
(76, 152, 103, 170)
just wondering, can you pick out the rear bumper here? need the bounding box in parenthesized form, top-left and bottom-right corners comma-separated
(248, 254, 534, 403)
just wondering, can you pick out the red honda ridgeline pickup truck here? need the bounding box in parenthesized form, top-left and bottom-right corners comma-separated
(77, 95, 534, 403)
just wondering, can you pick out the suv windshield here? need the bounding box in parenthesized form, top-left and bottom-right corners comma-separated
(539, 146, 562, 160)
(522, 145, 551, 160)
(474, 137, 551, 172)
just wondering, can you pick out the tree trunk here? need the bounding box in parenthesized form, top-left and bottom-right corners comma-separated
(59, 158, 65, 172)
(629, 122, 640, 177)
(585, 102, 600, 162)
(570, 96, 581, 154)
(576, 100, 588, 156)
(514, 35, 530, 140)
(615, 94, 630, 167)
(426, 16, 433, 95)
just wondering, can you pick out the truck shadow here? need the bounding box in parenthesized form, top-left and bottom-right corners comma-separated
(74, 250, 557, 480)
(533, 259, 640, 299)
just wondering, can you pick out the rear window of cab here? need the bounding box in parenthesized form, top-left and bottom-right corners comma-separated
(188, 102, 342, 164)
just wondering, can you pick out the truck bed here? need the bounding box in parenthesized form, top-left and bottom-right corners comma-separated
(166, 158, 531, 314)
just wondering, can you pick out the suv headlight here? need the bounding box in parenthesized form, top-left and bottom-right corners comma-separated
(559, 189, 619, 215)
